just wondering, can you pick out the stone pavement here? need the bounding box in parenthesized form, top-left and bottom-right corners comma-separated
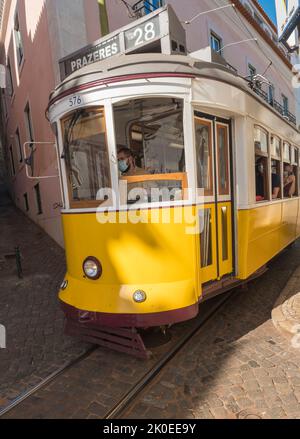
(272, 267, 300, 345)
(0, 184, 89, 408)
(2, 179, 300, 419)
(123, 245, 300, 420)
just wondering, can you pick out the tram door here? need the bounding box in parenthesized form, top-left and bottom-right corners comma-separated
(194, 113, 233, 285)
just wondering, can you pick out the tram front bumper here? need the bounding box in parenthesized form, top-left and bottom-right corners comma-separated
(60, 300, 198, 328)
(59, 275, 198, 328)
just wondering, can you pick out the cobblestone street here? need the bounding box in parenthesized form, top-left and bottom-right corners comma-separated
(123, 248, 300, 419)
(0, 185, 90, 408)
(1, 184, 300, 419)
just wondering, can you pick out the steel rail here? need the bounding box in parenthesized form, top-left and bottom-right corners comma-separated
(104, 290, 236, 419)
(0, 346, 98, 418)
(0, 290, 236, 419)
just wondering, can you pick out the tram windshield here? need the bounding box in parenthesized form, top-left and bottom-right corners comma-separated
(113, 98, 186, 204)
(62, 107, 111, 206)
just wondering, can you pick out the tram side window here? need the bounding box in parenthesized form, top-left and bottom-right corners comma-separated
(62, 108, 111, 206)
(291, 147, 298, 197)
(194, 118, 213, 196)
(113, 98, 186, 204)
(270, 136, 281, 199)
(283, 142, 296, 198)
(254, 126, 269, 202)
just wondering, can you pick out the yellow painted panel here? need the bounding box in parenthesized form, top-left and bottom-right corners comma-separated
(280, 199, 299, 249)
(238, 199, 300, 279)
(198, 204, 218, 284)
(218, 202, 233, 278)
(60, 206, 199, 314)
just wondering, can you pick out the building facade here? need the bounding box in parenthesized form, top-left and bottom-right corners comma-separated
(0, 0, 101, 246)
(0, 0, 297, 247)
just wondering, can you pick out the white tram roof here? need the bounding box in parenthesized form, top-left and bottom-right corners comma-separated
(49, 53, 248, 100)
(48, 53, 298, 132)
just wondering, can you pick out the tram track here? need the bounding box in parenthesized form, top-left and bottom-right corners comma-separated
(0, 290, 235, 419)
(104, 290, 236, 419)
(0, 346, 98, 418)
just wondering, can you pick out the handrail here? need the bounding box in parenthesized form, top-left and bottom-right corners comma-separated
(121, 172, 188, 189)
(251, 85, 297, 126)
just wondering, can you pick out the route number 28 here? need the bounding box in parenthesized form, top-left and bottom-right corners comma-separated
(133, 22, 156, 47)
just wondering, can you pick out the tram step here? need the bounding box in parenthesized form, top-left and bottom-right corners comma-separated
(65, 320, 150, 360)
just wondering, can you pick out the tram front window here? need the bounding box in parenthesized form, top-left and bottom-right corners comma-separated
(62, 108, 111, 206)
(113, 98, 186, 204)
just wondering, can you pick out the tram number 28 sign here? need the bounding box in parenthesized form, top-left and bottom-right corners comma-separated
(60, 16, 161, 79)
(124, 16, 160, 50)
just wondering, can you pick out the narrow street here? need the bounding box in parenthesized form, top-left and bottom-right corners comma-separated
(0, 183, 90, 407)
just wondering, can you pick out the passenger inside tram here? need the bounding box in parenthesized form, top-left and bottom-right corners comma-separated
(271, 160, 281, 199)
(255, 157, 266, 201)
(114, 97, 187, 204)
(283, 164, 296, 197)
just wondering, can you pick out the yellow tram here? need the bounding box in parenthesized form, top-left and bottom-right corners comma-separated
(46, 49, 300, 356)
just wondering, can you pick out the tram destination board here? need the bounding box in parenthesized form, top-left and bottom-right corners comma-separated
(59, 5, 186, 80)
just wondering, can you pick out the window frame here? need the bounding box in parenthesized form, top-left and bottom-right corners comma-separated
(216, 123, 230, 196)
(14, 11, 24, 68)
(6, 58, 14, 97)
(15, 127, 23, 163)
(283, 141, 291, 163)
(282, 94, 289, 116)
(24, 101, 34, 144)
(23, 193, 29, 212)
(254, 125, 270, 202)
(248, 63, 256, 80)
(61, 106, 112, 209)
(254, 125, 268, 157)
(293, 147, 299, 197)
(210, 31, 223, 55)
(34, 183, 43, 215)
(194, 116, 214, 197)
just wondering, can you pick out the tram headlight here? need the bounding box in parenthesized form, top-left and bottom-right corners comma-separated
(83, 257, 102, 280)
(133, 290, 147, 303)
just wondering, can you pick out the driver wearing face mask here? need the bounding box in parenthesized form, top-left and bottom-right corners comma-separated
(117, 147, 146, 177)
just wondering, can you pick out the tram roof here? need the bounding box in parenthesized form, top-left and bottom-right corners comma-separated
(47, 53, 298, 132)
(49, 53, 250, 102)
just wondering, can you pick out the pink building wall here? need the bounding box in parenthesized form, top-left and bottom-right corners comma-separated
(0, 0, 102, 246)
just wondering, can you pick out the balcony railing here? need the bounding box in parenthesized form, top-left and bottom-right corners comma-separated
(132, 0, 164, 17)
(252, 85, 296, 126)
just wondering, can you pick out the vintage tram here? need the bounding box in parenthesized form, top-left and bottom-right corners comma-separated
(44, 27, 300, 356)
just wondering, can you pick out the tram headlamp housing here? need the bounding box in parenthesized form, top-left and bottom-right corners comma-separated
(60, 280, 68, 290)
(133, 290, 147, 303)
(83, 257, 102, 280)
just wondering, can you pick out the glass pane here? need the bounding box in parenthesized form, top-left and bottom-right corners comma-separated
(195, 119, 212, 195)
(217, 125, 229, 195)
(283, 142, 290, 162)
(255, 155, 268, 201)
(62, 108, 111, 203)
(254, 126, 268, 153)
(291, 147, 298, 165)
(114, 98, 186, 204)
(200, 208, 212, 267)
(271, 159, 281, 199)
(271, 136, 280, 158)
